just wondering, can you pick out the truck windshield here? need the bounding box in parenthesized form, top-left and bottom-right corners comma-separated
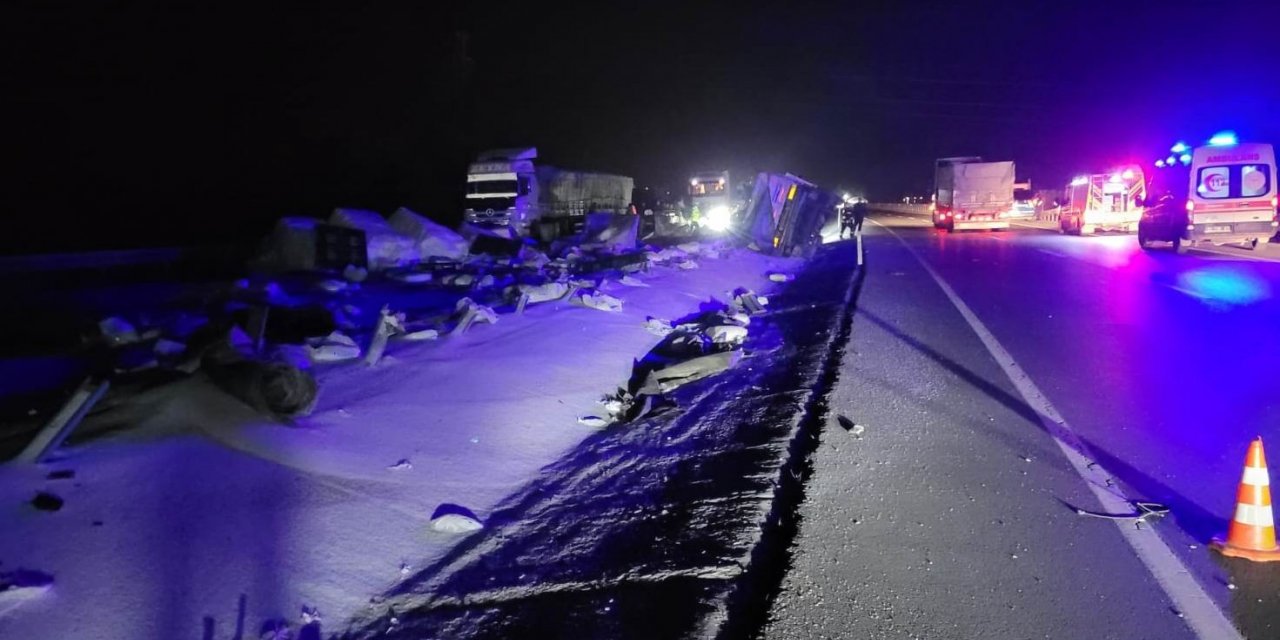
(468, 180, 518, 195)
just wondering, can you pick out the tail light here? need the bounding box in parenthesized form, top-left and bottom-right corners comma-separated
(1185, 200, 1195, 213)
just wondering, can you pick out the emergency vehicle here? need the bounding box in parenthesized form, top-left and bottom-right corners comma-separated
(1183, 140, 1277, 249)
(1138, 138, 1278, 252)
(1059, 166, 1145, 235)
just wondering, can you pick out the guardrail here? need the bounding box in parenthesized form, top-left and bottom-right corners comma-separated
(869, 203, 931, 215)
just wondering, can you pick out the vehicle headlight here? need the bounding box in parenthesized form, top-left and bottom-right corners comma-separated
(706, 205, 733, 231)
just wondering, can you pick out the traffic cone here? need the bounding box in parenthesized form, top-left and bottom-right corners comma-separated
(1212, 437, 1280, 562)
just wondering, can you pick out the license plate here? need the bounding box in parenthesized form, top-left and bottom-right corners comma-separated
(1205, 225, 1232, 234)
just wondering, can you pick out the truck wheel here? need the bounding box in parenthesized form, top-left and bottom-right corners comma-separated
(1173, 236, 1187, 254)
(1137, 228, 1150, 249)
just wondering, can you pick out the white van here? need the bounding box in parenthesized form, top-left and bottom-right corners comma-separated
(1185, 141, 1279, 248)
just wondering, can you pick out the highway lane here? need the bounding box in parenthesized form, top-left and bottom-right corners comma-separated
(768, 213, 1280, 638)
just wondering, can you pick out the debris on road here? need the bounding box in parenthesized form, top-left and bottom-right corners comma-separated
(644, 317, 674, 337)
(705, 324, 748, 346)
(577, 415, 610, 429)
(331, 208, 419, 271)
(835, 415, 865, 437)
(387, 459, 413, 471)
(573, 290, 624, 313)
(389, 207, 471, 261)
(1075, 501, 1170, 529)
(307, 332, 361, 362)
(30, 492, 64, 512)
(638, 350, 742, 395)
(768, 272, 795, 283)
(430, 505, 484, 533)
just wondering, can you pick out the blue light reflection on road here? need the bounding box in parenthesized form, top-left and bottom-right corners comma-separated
(1175, 266, 1272, 307)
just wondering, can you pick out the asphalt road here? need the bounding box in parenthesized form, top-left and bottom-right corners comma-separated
(765, 213, 1280, 639)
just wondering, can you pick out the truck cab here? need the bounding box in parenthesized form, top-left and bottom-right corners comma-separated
(464, 147, 538, 235)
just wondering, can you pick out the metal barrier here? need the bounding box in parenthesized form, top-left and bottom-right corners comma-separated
(870, 203, 931, 216)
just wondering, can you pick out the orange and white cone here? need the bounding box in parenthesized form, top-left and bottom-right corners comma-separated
(1212, 437, 1280, 562)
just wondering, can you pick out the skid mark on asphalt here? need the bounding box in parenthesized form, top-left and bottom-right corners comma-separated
(873, 220, 1242, 640)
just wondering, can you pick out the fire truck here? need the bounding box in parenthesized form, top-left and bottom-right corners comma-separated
(1059, 166, 1145, 235)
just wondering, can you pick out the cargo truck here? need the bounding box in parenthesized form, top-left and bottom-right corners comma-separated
(463, 147, 635, 241)
(933, 159, 1015, 231)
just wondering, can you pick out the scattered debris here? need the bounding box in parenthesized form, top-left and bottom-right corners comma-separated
(574, 291, 624, 313)
(618, 275, 649, 287)
(307, 332, 361, 362)
(388, 270, 432, 284)
(300, 604, 323, 625)
(768, 272, 795, 283)
(153, 339, 187, 358)
(577, 416, 611, 429)
(331, 208, 419, 270)
(400, 328, 440, 341)
(316, 279, 348, 293)
(31, 492, 63, 512)
(677, 260, 700, 270)
(517, 282, 571, 304)
(387, 459, 413, 471)
(98, 317, 141, 345)
(342, 264, 369, 283)
(429, 504, 484, 533)
(836, 415, 866, 437)
(259, 618, 292, 640)
(388, 206, 471, 260)
(705, 324, 748, 346)
(364, 307, 402, 367)
(1075, 501, 1170, 529)
(639, 350, 742, 395)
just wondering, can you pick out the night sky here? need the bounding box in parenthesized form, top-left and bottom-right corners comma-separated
(7, 0, 1279, 253)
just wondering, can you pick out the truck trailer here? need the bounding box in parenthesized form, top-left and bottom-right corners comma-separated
(463, 148, 634, 241)
(933, 159, 1015, 231)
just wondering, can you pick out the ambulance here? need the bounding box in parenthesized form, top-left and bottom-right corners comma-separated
(1183, 138, 1278, 249)
(1059, 166, 1145, 235)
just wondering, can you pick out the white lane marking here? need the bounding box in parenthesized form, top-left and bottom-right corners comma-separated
(873, 220, 1241, 640)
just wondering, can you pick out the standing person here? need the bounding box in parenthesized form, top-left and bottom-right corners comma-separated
(839, 205, 855, 238)
(851, 201, 868, 233)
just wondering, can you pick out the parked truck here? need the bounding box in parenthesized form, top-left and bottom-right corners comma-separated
(463, 148, 635, 241)
(689, 170, 734, 230)
(933, 159, 1015, 231)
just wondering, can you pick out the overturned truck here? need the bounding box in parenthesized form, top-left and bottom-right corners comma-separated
(741, 173, 838, 256)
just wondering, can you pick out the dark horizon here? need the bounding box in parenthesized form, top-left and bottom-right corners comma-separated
(8, 0, 1280, 253)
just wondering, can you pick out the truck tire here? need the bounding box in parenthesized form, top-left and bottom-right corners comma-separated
(1137, 228, 1150, 249)
(1173, 236, 1187, 254)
